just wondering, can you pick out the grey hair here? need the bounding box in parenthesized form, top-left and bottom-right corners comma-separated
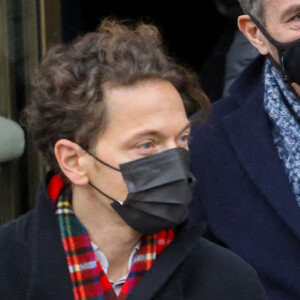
(238, 0, 269, 24)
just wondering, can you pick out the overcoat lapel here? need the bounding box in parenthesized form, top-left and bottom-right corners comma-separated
(29, 180, 74, 300)
(222, 77, 300, 240)
(128, 226, 204, 300)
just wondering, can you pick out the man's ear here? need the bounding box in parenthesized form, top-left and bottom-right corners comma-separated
(238, 15, 269, 55)
(54, 139, 89, 186)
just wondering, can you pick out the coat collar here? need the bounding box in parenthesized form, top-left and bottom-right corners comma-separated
(29, 177, 74, 299)
(222, 56, 300, 240)
(30, 175, 204, 299)
(128, 225, 205, 300)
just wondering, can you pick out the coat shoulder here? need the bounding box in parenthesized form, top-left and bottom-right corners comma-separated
(0, 210, 36, 247)
(0, 211, 36, 299)
(190, 55, 265, 141)
(183, 235, 267, 299)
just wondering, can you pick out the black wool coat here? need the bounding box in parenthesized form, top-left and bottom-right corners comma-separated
(0, 175, 267, 299)
(189, 55, 300, 300)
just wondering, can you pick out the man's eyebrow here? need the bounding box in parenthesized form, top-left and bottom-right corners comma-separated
(175, 122, 191, 138)
(122, 129, 163, 146)
(280, 4, 300, 21)
(124, 122, 191, 143)
(130, 130, 161, 140)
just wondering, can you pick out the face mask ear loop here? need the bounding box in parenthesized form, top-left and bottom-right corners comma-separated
(266, 53, 290, 83)
(249, 14, 290, 83)
(82, 148, 124, 204)
(85, 149, 121, 171)
(88, 182, 124, 205)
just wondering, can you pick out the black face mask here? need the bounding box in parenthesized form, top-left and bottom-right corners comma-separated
(87, 147, 196, 234)
(250, 15, 300, 85)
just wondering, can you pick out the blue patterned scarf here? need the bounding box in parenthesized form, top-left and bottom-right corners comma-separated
(264, 59, 300, 206)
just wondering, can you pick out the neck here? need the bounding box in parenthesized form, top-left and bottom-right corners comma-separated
(72, 184, 141, 281)
(291, 82, 300, 98)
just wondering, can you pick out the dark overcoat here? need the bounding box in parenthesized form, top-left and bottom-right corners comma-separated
(189, 55, 300, 300)
(0, 175, 266, 299)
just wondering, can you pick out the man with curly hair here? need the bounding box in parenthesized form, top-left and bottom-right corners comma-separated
(189, 0, 300, 299)
(0, 19, 266, 299)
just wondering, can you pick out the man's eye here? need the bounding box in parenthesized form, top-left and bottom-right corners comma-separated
(291, 13, 300, 20)
(179, 134, 190, 143)
(140, 142, 153, 149)
(135, 141, 157, 156)
(137, 140, 156, 150)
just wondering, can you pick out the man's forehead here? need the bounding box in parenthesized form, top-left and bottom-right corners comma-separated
(266, 0, 300, 18)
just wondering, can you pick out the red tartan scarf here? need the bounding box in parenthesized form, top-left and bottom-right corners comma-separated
(48, 174, 175, 300)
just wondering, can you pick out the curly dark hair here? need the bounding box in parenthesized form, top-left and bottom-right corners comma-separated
(22, 18, 210, 173)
